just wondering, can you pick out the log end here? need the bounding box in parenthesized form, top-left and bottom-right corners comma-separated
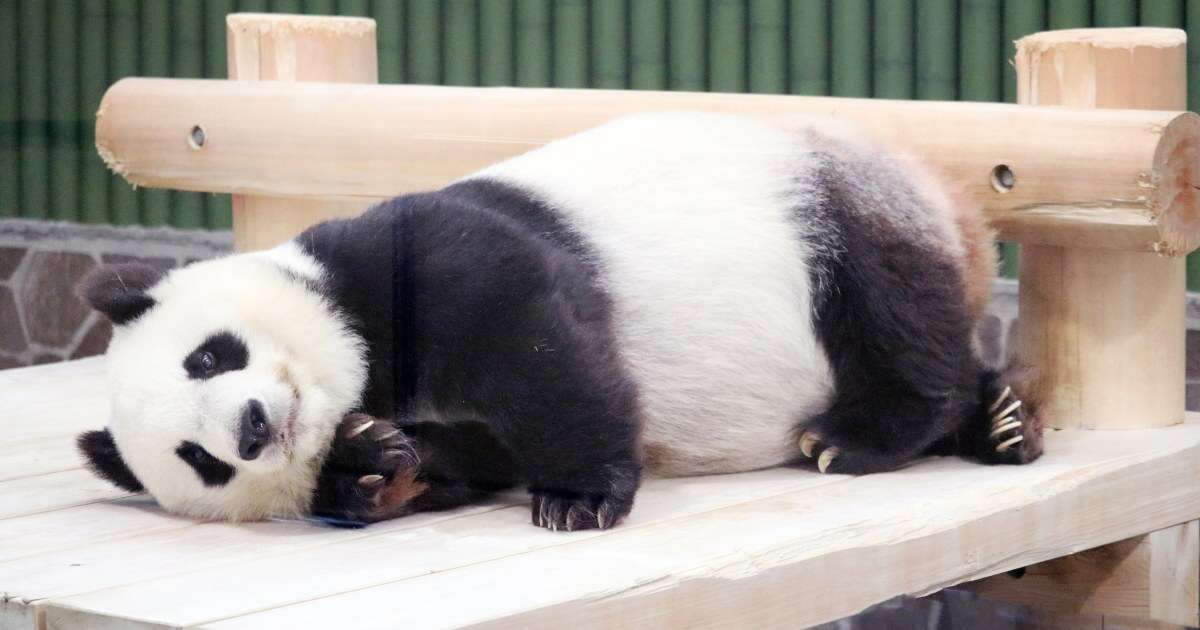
(1154, 112, 1200, 256)
(226, 13, 376, 38)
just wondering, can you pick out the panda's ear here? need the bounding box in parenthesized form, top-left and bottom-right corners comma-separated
(77, 263, 163, 326)
(77, 429, 144, 493)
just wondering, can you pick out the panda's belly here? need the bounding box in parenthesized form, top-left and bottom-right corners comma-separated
(471, 112, 836, 475)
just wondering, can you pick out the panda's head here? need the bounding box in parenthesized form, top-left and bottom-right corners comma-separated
(75, 245, 367, 521)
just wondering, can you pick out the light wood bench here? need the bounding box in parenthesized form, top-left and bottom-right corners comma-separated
(2, 15, 1198, 629)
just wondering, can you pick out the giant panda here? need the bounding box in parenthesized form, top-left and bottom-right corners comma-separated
(76, 112, 1042, 531)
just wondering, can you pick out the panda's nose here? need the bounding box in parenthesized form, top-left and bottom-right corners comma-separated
(238, 400, 271, 461)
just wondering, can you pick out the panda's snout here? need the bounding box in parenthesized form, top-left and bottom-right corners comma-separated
(237, 400, 271, 461)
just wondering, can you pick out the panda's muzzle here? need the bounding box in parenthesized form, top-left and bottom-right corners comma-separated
(238, 400, 271, 461)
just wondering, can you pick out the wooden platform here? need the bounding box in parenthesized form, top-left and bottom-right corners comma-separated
(3, 358, 1200, 629)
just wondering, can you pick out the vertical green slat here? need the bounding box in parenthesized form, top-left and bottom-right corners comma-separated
(375, 0, 405, 83)
(305, 0, 336, 14)
(1003, 1, 1046, 103)
(141, 0, 171, 226)
(789, 0, 829, 95)
(0, 0, 18, 217)
(108, 0, 139, 225)
(1048, 0, 1091, 28)
(480, 0, 514, 86)
(272, 0, 303, 13)
(238, 0, 269, 13)
(1093, 0, 1135, 25)
(80, 0, 108, 224)
(1189, 254, 1200, 293)
(669, 0, 707, 90)
(337, 0, 370, 16)
(302, 0, 336, 13)
(554, 0, 589, 87)
(444, 0, 478, 86)
(592, 0, 628, 88)
(516, 0, 551, 86)
(710, 0, 747, 92)
(749, 0, 786, 93)
(873, 0, 914, 98)
(171, 1, 204, 230)
(831, 0, 871, 96)
(959, 0, 1001, 102)
(19, 0, 48, 219)
(407, 0, 441, 84)
(49, 0, 79, 222)
(1140, 0, 1184, 26)
(630, 0, 667, 89)
(915, 0, 956, 99)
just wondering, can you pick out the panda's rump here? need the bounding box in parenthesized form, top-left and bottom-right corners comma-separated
(470, 112, 837, 475)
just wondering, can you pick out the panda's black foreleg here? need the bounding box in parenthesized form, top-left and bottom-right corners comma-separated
(455, 313, 643, 532)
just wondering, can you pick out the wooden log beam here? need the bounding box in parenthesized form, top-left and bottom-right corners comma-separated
(94, 78, 1200, 255)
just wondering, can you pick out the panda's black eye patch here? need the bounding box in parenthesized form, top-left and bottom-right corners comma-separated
(176, 441, 235, 486)
(184, 331, 249, 380)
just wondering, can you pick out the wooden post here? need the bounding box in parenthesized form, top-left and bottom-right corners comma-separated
(975, 28, 1198, 627)
(1015, 28, 1187, 431)
(225, 13, 378, 251)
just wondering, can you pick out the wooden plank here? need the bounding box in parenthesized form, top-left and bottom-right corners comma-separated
(4, 424, 1193, 629)
(184, 425, 1200, 629)
(21, 471, 844, 627)
(93, 78, 1200, 255)
(0, 470, 130, 521)
(1150, 520, 1199, 625)
(971, 521, 1200, 626)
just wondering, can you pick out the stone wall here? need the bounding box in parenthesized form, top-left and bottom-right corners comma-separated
(0, 220, 232, 369)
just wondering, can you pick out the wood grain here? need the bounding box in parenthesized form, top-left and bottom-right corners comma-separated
(94, 78, 1200, 255)
(225, 12, 377, 251)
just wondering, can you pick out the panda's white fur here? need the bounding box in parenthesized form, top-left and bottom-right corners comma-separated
(103, 248, 366, 520)
(81, 111, 1019, 525)
(470, 113, 842, 473)
(469, 112, 965, 474)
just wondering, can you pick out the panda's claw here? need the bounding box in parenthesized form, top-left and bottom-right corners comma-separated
(374, 428, 400, 442)
(344, 418, 374, 440)
(358, 474, 385, 488)
(817, 447, 840, 474)
(987, 385, 1014, 415)
(990, 418, 1022, 439)
(799, 431, 821, 458)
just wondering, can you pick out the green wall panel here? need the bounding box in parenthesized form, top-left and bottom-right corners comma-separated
(48, 0, 79, 223)
(0, 0, 18, 219)
(630, 0, 667, 90)
(19, 0, 48, 220)
(874, 0, 914, 99)
(831, 0, 871, 97)
(789, 0, 828, 95)
(0, 0, 1195, 290)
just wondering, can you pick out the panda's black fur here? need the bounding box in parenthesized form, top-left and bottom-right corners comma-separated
(78, 112, 1043, 530)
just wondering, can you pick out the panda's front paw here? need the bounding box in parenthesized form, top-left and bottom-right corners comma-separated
(310, 414, 425, 527)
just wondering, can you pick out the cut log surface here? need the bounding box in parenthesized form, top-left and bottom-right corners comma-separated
(2, 360, 1200, 629)
(94, 79, 1200, 255)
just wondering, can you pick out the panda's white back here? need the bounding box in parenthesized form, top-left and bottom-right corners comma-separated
(471, 112, 836, 474)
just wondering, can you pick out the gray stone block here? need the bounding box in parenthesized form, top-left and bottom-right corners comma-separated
(19, 251, 96, 348)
